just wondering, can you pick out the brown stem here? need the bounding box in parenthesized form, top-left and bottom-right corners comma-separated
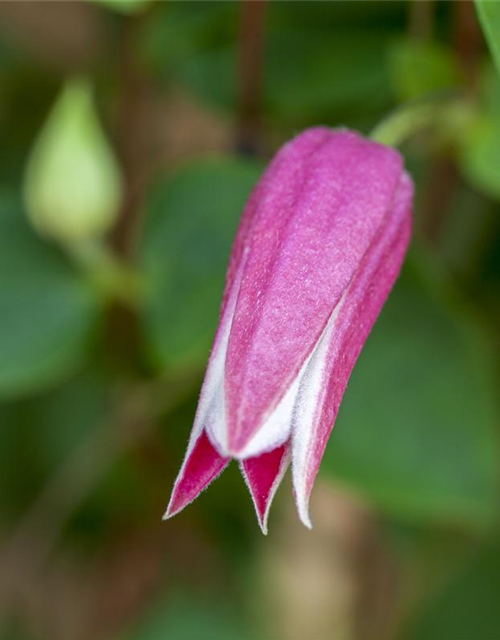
(106, 13, 157, 371)
(236, 0, 267, 156)
(409, 0, 435, 41)
(454, 0, 483, 90)
(110, 13, 152, 260)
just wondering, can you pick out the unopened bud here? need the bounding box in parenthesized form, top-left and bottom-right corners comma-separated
(24, 78, 123, 244)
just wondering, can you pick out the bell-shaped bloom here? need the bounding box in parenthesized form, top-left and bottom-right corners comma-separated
(164, 127, 413, 533)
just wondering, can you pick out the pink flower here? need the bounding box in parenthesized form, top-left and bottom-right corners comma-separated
(164, 127, 413, 533)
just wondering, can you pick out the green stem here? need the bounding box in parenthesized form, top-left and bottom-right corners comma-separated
(370, 95, 470, 148)
(69, 239, 142, 306)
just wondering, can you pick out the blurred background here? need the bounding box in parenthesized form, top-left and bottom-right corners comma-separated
(0, 1, 499, 639)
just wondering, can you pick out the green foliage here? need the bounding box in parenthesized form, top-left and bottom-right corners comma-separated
(458, 66, 500, 202)
(0, 66, 58, 184)
(322, 261, 499, 529)
(475, 1, 500, 77)
(0, 193, 101, 399)
(388, 38, 461, 102)
(142, 4, 396, 129)
(94, 0, 151, 15)
(264, 31, 393, 126)
(411, 540, 500, 640)
(180, 32, 393, 127)
(459, 115, 500, 201)
(0, 3, 499, 640)
(141, 158, 261, 373)
(0, 370, 107, 518)
(126, 593, 255, 640)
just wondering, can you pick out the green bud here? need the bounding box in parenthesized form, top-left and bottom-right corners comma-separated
(24, 78, 123, 244)
(94, 0, 151, 14)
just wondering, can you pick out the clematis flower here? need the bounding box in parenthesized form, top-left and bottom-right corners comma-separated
(164, 127, 413, 533)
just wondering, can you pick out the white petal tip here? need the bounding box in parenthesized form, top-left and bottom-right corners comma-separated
(257, 506, 272, 535)
(296, 495, 313, 529)
(252, 501, 271, 536)
(162, 496, 185, 521)
(162, 505, 175, 521)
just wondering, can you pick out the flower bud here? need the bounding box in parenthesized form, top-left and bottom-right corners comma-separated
(24, 79, 123, 244)
(164, 128, 413, 532)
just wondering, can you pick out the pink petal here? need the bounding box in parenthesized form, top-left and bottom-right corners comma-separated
(292, 173, 413, 527)
(224, 129, 405, 455)
(222, 127, 330, 316)
(164, 430, 230, 519)
(165, 126, 413, 531)
(240, 444, 290, 534)
(208, 128, 332, 457)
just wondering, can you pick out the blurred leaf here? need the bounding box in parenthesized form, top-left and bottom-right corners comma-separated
(388, 38, 461, 102)
(0, 619, 39, 640)
(458, 64, 500, 201)
(0, 193, 101, 399)
(322, 258, 499, 529)
(475, 1, 500, 77)
(0, 401, 45, 518)
(68, 452, 150, 545)
(411, 541, 500, 640)
(126, 593, 255, 640)
(268, 0, 407, 31)
(141, 157, 261, 373)
(0, 370, 108, 519)
(32, 369, 110, 468)
(265, 31, 393, 127)
(141, 2, 237, 76)
(94, 0, 151, 15)
(440, 182, 497, 280)
(458, 114, 500, 201)
(0, 65, 58, 184)
(143, 4, 395, 129)
(172, 31, 394, 128)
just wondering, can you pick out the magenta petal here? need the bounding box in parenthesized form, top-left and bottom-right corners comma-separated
(225, 129, 405, 454)
(240, 444, 290, 534)
(292, 173, 413, 527)
(164, 430, 230, 519)
(165, 126, 413, 532)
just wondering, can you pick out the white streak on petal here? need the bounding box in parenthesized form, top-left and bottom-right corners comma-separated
(179, 263, 246, 465)
(191, 321, 230, 454)
(234, 357, 309, 459)
(292, 294, 347, 528)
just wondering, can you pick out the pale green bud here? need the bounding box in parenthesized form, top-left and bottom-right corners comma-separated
(24, 78, 123, 244)
(94, 0, 151, 14)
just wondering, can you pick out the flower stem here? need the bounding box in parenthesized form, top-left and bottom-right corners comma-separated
(370, 94, 469, 148)
(69, 239, 142, 306)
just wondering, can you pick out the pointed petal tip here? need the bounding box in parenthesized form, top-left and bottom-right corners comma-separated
(297, 504, 313, 530)
(295, 487, 314, 530)
(257, 516, 269, 536)
(243, 470, 272, 536)
(240, 445, 290, 537)
(299, 511, 313, 530)
(245, 481, 271, 535)
(162, 491, 187, 521)
(162, 429, 230, 524)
